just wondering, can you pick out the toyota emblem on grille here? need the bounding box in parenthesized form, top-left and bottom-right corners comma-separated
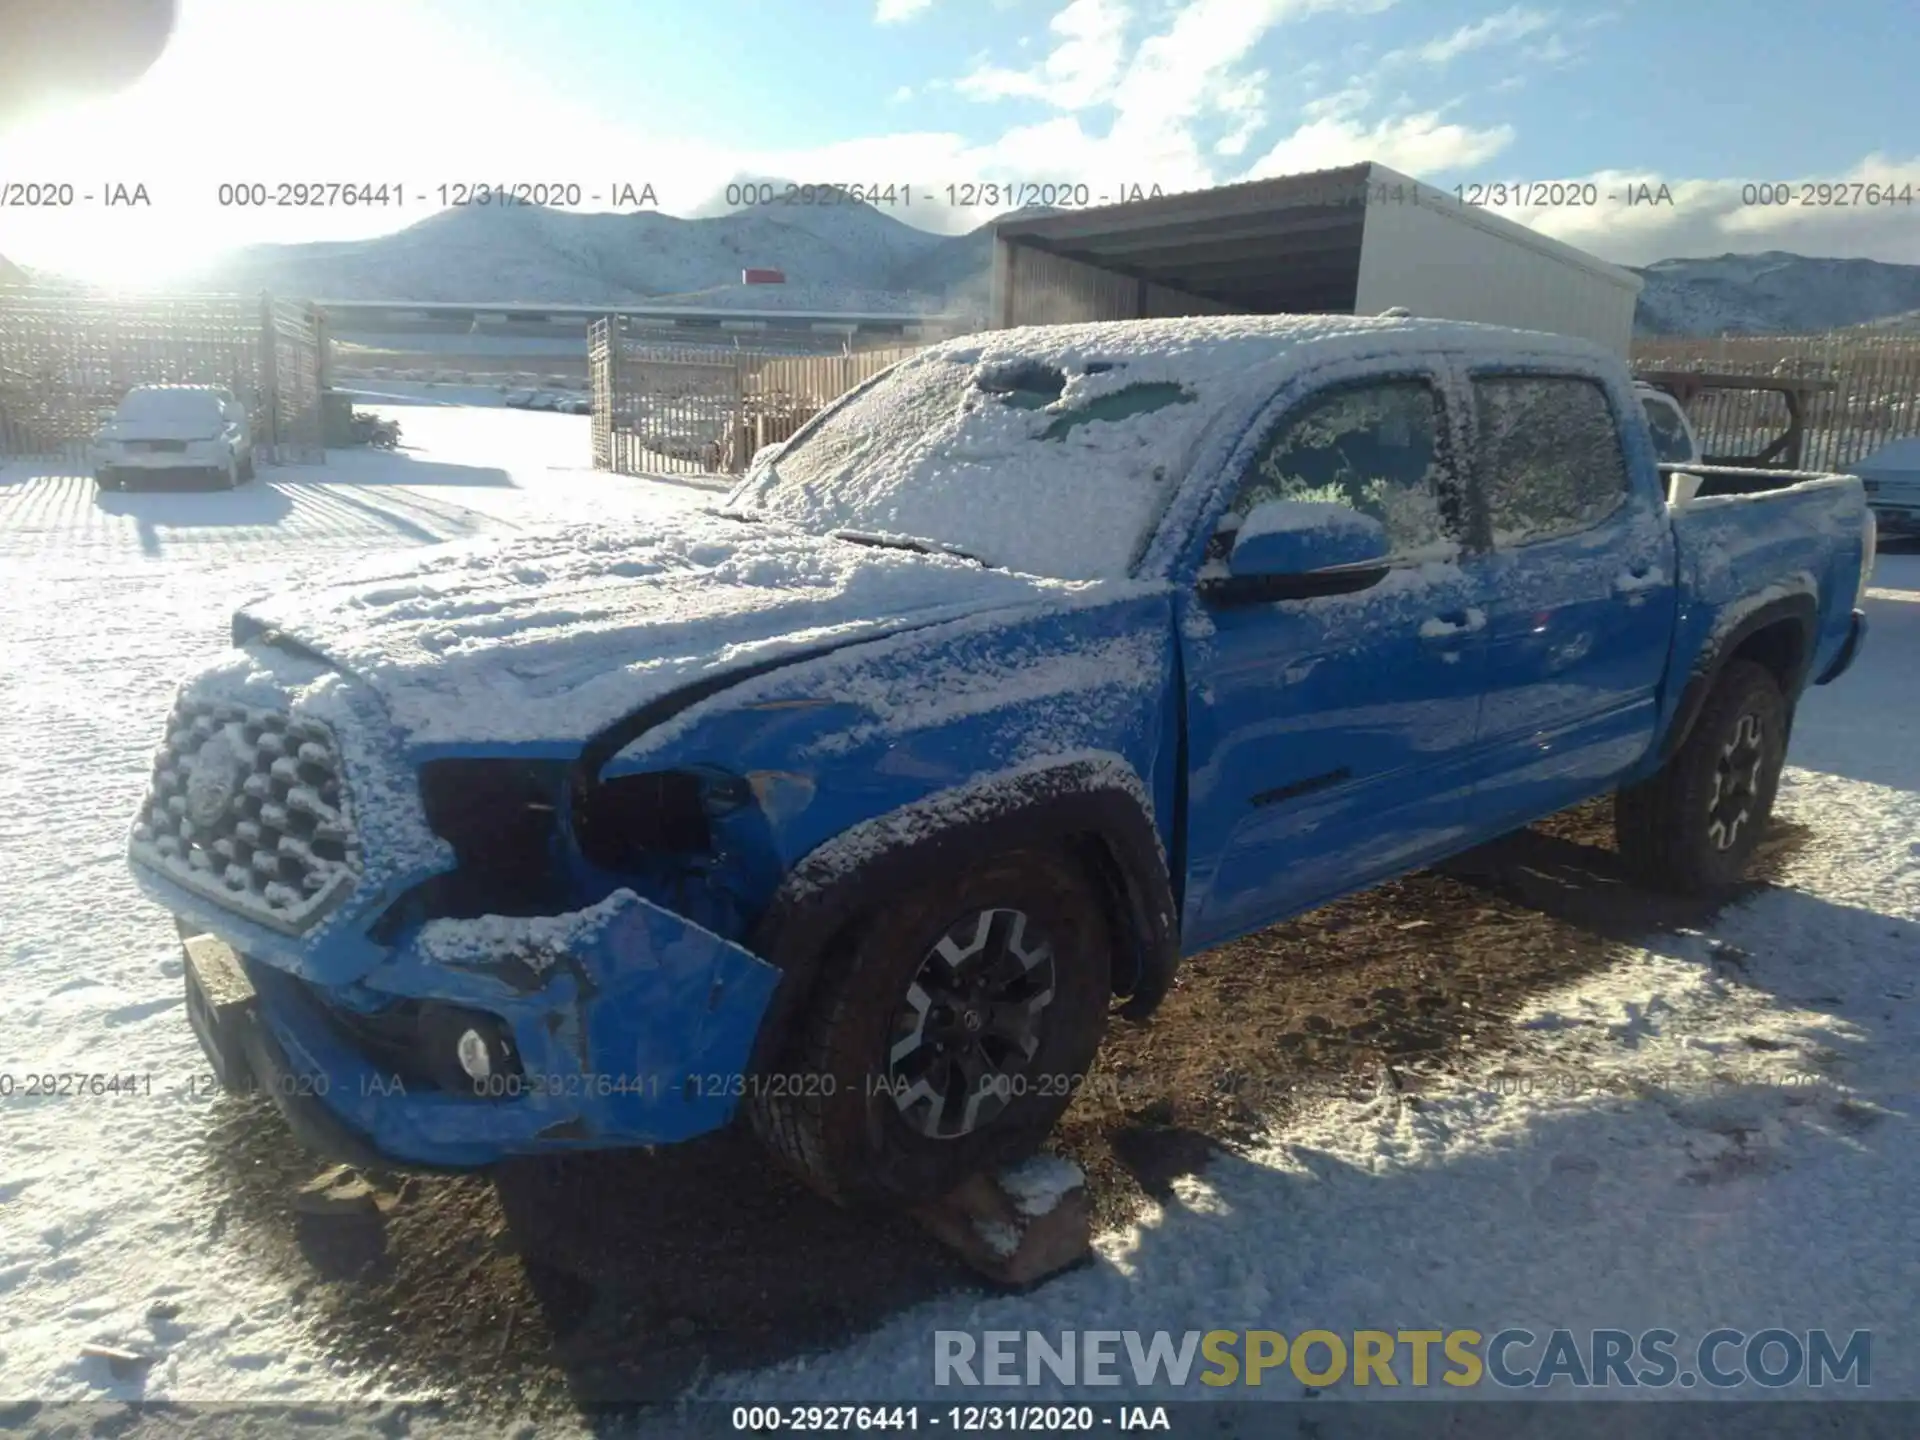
(184, 731, 244, 829)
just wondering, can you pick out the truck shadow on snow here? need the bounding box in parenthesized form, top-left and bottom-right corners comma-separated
(194, 797, 1898, 1414)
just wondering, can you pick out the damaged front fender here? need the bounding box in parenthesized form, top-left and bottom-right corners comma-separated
(253, 890, 784, 1167)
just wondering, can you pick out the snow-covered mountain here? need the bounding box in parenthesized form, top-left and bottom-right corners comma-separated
(1629, 252, 1920, 336)
(186, 199, 989, 313)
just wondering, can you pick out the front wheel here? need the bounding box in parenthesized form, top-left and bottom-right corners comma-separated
(1615, 659, 1788, 893)
(750, 849, 1112, 1206)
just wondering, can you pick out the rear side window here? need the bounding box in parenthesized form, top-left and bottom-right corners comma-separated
(1219, 378, 1459, 563)
(1640, 393, 1696, 463)
(1474, 375, 1631, 545)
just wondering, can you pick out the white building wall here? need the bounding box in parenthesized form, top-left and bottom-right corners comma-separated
(1353, 166, 1642, 356)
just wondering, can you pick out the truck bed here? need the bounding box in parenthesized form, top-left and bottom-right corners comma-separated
(1666, 466, 1872, 699)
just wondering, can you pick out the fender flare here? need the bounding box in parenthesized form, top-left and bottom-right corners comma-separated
(743, 758, 1181, 1078)
(1657, 592, 1817, 765)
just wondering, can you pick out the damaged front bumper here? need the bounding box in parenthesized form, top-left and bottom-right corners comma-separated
(176, 890, 784, 1170)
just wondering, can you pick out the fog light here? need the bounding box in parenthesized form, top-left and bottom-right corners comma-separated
(417, 1002, 521, 1095)
(456, 1028, 492, 1082)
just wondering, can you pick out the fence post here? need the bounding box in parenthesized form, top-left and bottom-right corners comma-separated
(733, 352, 750, 474)
(313, 303, 331, 393)
(258, 291, 279, 460)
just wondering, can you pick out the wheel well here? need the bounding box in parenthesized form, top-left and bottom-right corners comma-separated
(1066, 831, 1151, 1002)
(1727, 617, 1810, 699)
(747, 793, 1180, 1085)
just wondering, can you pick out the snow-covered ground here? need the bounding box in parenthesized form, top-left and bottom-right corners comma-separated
(0, 408, 726, 1406)
(0, 403, 1914, 1416)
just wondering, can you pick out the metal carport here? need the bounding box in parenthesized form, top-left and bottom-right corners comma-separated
(989, 162, 1644, 355)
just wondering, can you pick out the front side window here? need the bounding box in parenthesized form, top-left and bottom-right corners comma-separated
(1214, 378, 1458, 563)
(1475, 374, 1631, 546)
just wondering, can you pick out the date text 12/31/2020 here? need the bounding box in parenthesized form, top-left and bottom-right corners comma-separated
(723, 182, 1167, 209)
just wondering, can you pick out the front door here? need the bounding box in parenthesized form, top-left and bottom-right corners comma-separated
(1181, 368, 1491, 950)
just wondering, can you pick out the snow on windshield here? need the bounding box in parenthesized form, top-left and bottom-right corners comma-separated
(115, 386, 226, 421)
(725, 324, 1323, 580)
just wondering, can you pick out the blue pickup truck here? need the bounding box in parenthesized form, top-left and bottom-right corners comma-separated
(130, 314, 1875, 1204)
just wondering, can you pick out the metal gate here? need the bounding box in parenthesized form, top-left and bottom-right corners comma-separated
(588, 318, 615, 470)
(598, 340, 747, 477)
(588, 325, 923, 479)
(0, 287, 325, 469)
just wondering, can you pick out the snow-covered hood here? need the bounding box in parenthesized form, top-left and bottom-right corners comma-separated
(232, 509, 1109, 752)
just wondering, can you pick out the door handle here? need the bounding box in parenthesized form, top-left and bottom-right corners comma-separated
(1613, 566, 1665, 600)
(1419, 607, 1486, 642)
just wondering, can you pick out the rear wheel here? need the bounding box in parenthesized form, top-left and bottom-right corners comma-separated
(1615, 659, 1788, 893)
(751, 848, 1112, 1206)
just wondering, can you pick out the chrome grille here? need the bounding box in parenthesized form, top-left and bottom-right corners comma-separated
(131, 699, 362, 932)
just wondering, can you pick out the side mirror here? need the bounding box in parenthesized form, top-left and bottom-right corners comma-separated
(1667, 471, 1704, 508)
(1208, 500, 1393, 604)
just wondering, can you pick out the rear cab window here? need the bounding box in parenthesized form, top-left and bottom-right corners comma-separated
(116, 387, 228, 423)
(1472, 374, 1633, 546)
(1639, 392, 1697, 463)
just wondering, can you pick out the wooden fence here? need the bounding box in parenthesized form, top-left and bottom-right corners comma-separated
(0, 286, 325, 467)
(589, 325, 921, 478)
(1630, 332, 1920, 473)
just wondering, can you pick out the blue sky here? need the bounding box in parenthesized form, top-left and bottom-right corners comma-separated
(1, 0, 1915, 282)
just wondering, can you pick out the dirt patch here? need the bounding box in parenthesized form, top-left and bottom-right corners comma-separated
(196, 797, 1809, 1417)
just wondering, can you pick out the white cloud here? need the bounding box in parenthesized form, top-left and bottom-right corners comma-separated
(874, 0, 935, 23)
(1506, 156, 1920, 267)
(1244, 107, 1515, 179)
(1397, 6, 1553, 65)
(946, 0, 1406, 196)
(891, 84, 915, 102)
(954, 0, 1132, 109)
(1519, 33, 1575, 65)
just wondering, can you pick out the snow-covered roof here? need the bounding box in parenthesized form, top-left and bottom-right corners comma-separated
(733, 312, 1612, 581)
(114, 384, 233, 418)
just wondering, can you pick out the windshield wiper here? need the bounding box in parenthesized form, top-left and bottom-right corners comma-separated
(830, 529, 992, 567)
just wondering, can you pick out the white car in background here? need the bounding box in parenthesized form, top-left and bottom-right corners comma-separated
(91, 384, 255, 491)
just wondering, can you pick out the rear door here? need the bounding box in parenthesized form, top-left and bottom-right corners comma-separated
(1180, 364, 1491, 950)
(1459, 366, 1679, 829)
